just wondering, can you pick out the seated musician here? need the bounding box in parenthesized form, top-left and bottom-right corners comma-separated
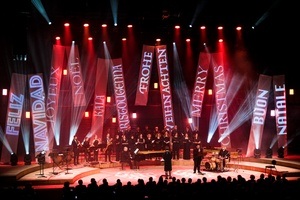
(120, 146, 133, 169)
(218, 146, 230, 171)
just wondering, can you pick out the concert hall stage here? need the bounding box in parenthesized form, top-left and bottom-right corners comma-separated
(1, 155, 300, 191)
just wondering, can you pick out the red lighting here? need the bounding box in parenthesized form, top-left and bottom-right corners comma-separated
(236, 26, 242, 30)
(186, 38, 191, 42)
(200, 26, 206, 30)
(2, 89, 7, 96)
(218, 39, 223, 43)
(218, 26, 223, 30)
(208, 89, 213, 95)
(88, 37, 93, 40)
(127, 24, 133, 28)
(85, 112, 89, 118)
(102, 24, 107, 27)
(64, 23, 70, 27)
(55, 36, 60, 40)
(175, 25, 180, 29)
(112, 117, 117, 123)
(63, 69, 68, 75)
(83, 23, 89, 27)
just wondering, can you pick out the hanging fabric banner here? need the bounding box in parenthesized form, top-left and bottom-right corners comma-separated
(111, 58, 130, 131)
(46, 45, 65, 150)
(273, 75, 287, 156)
(191, 52, 210, 117)
(1, 73, 26, 164)
(155, 45, 175, 130)
(212, 53, 231, 148)
(90, 58, 109, 141)
(28, 73, 50, 157)
(246, 74, 272, 157)
(135, 45, 155, 106)
(67, 44, 87, 107)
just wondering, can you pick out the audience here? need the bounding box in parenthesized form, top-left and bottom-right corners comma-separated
(1, 174, 299, 200)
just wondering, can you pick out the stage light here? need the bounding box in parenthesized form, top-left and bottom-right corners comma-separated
(107, 96, 111, 103)
(112, 117, 117, 123)
(154, 83, 158, 89)
(24, 153, 32, 165)
(63, 69, 68, 75)
(278, 146, 284, 158)
(254, 148, 261, 158)
(2, 89, 7, 96)
(289, 89, 294, 95)
(10, 153, 18, 166)
(132, 113, 137, 119)
(85, 111, 89, 118)
(265, 148, 273, 158)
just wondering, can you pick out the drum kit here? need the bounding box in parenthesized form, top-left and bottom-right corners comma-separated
(204, 155, 229, 171)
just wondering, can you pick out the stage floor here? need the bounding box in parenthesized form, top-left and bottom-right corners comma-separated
(1, 155, 300, 190)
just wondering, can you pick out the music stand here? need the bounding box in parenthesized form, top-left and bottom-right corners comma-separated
(36, 151, 47, 178)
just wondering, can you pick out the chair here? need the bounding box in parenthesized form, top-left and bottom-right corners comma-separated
(265, 160, 277, 175)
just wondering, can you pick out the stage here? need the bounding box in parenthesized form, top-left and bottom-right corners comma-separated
(1, 155, 300, 190)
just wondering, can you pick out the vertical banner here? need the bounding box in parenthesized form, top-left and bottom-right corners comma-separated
(111, 58, 130, 131)
(191, 52, 210, 117)
(155, 45, 175, 130)
(212, 53, 231, 147)
(135, 45, 155, 106)
(67, 44, 87, 107)
(90, 58, 109, 140)
(273, 75, 287, 156)
(46, 45, 65, 149)
(1, 73, 26, 164)
(246, 74, 272, 157)
(28, 74, 50, 158)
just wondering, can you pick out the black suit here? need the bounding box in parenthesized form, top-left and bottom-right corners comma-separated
(193, 145, 203, 173)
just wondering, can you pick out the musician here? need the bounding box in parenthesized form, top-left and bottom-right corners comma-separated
(120, 146, 133, 169)
(82, 136, 91, 162)
(114, 134, 122, 161)
(91, 135, 100, 162)
(72, 135, 80, 165)
(182, 133, 192, 160)
(218, 146, 230, 172)
(162, 146, 172, 179)
(193, 143, 204, 174)
(172, 132, 181, 160)
(192, 133, 201, 149)
(104, 133, 113, 162)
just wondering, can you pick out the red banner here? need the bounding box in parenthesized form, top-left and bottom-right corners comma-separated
(273, 75, 287, 155)
(155, 45, 175, 130)
(90, 58, 109, 140)
(212, 53, 231, 147)
(46, 45, 65, 148)
(135, 45, 155, 106)
(67, 45, 87, 107)
(191, 52, 210, 117)
(246, 74, 272, 157)
(28, 74, 50, 157)
(111, 58, 130, 131)
(1, 73, 26, 164)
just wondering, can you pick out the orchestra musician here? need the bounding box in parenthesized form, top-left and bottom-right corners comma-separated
(72, 135, 80, 165)
(104, 133, 113, 162)
(120, 146, 133, 169)
(91, 135, 100, 162)
(82, 136, 91, 162)
(218, 146, 230, 172)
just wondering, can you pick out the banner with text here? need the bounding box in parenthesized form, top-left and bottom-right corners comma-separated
(28, 73, 50, 157)
(1, 73, 26, 163)
(273, 75, 287, 155)
(155, 45, 175, 130)
(46, 45, 65, 149)
(212, 53, 231, 147)
(191, 52, 210, 117)
(90, 58, 109, 140)
(135, 45, 155, 106)
(246, 74, 272, 157)
(111, 58, 130, 131)
(67, 45, 87, 107)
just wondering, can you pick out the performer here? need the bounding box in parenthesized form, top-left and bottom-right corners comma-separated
(72, 135, 80, 165)
(162, 146, 172, 179)
(82, 136, 91, 162)
(193, 143, 204, 175)
(182, 133, 192, 160)
(114, 134, 122, 161)
(104, 133, 113, 162)
(218, 146, 230, 172)
(172, 132, 181, 160)
(91, 135, 100, 162)
(120, 146, 133, 169)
